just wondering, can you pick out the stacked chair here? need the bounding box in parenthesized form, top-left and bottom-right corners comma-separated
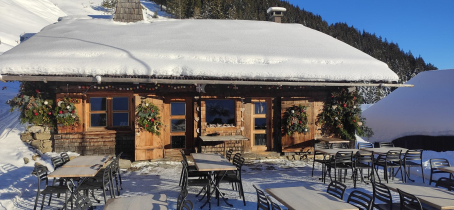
(77, 160, 115, 204)
(353, 151, 375, 188)
(326, 151, 354, 183)
(176, 188, 193, 210)
(180, 160, 209, 209)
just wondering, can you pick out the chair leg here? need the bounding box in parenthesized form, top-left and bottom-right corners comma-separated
(33, 192, 40, 210)
(40, 194, 46, 210)
(239, 181, 246, 206)
(118, 170, 123, 190)
(179, 167, 184, 186)
(48, 193, 52, 206)
(421, 165, 425, 183)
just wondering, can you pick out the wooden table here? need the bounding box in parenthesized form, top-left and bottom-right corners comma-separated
(385, 182, 454, 209)
(191, 153, 237, 172)
(103, 194, 168, 210)
(266, 186, 358, 210)
(318, 137, 350, 144)
(315, 149, 360, 156)
(437, 167, 454, 173)
(48, 165, 103, 178)
(62, 155, 111, 167)
(199, 135, 248, 157)
(360, 147, 408, 155)
(191, 153, 237, 208)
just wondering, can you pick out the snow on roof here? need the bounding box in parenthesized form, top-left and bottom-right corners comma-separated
(363, 69, 454, 143)
(0, 18, 398, 82)
(267, 7, 287, 13)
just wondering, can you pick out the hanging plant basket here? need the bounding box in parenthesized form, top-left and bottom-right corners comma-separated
(283, 105, 309, 136)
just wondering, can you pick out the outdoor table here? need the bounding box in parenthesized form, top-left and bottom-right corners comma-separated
(360, 147, 408, 155)
(436, 166, 454, 174)
(103, 194, 168, 210)
(191, 153, 237, 209)
(318, 137, 350, 144)
(385, 182, 454, 209)
(61, 155, 111, 167)
(265, 186, 359, 210)
(48, 155, 112, 209)
(199, 135, 248, 157)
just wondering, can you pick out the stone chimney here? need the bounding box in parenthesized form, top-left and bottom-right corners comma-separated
(267, 7, 286, 23)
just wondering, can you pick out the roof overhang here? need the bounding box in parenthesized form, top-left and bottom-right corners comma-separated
(0, 75, 414, 87)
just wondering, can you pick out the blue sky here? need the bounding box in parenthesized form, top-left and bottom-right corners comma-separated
(287, 0, 454, 70)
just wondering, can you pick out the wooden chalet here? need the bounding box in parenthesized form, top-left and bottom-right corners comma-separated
(0, 8, 410, 160)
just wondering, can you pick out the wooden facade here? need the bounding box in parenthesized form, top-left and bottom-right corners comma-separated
(52, 82, 336, 160)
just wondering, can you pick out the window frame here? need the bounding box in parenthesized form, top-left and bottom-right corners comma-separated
(170, 101, 187, 149)
(87, 95, 132, 131)
(252, 100, 267, 146)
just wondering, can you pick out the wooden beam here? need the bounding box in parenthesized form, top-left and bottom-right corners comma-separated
(0, 75, 414, 87)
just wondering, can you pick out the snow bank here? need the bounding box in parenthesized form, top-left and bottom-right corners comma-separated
(0, 18, 398, 82)
(363, 69, 454, 143)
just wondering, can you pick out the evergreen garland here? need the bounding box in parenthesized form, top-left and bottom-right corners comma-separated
(317, 88, 373, 140)
(136, 101, 164, 135)
(283, 105, 309, 136)
(6, 82, 55, 126)
(54, 97, 80, 127)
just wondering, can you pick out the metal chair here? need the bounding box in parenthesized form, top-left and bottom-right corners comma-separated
(180, 200, 194, 210)
(33, 165, 71, 210)
(267, 195, 283, 210)
(181, 161, 211, 209)
(73, 190, 93, 210)
(326, 151, 354, 183)
(429, 158, 452, 185)
(375, 150, 403, 183)
(435, 177, 454, 191)
(252, 185, 270, 210)
(221, 155, 246, 206)
(397, 188, 423, 210)
(179, 149, 201, 186)
(78, 162, 114, 204)
(312, 142, 330, 177)
(51, 156, 65, 169)
(358, 142, 374, 149)
(331, 143, 349, 149)
(347, 190, 373, 210)
(353, 151, 375, 188)
(372, 181, 400, 210)
(327, 180, 347, 200)
(378, 142, 394, 148)
(60, 152, 71, 163)
(177, 188, 189, 210)
(226, 149, 234, 162)
(402, 149, 424, 183)
(111, 152, 123, 195)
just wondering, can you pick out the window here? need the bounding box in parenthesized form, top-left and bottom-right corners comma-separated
(253, 101, 267, 146)
(205, 100, 235, 126)
(170, 102, 186, 148)
(89, 96, 130, 128)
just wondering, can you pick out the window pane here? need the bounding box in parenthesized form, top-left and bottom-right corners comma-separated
(171, 119, 186, 132)
(90, 98, 107, 111)
(255, 134, 266, 146)
(205, 100, 235, 125)
(113, 113, 129, 126)
(113, 97, 128, 111)
(254, 102, 267, 114)
(171, 136, 185, 148)
(171, 102, 185, 116)
(91, 114, 107, 127)
(254, 118, 267, 130)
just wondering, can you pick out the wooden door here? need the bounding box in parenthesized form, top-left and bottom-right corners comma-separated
(164, 98, 193, 154)
(134, 95, 164, 161)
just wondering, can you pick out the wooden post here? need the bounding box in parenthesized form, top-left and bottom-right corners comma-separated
(273, 97, 282, 153)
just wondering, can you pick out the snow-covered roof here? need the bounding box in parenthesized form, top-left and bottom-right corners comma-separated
(0, 18, 399, 82)
(363, 69, 454, 143)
